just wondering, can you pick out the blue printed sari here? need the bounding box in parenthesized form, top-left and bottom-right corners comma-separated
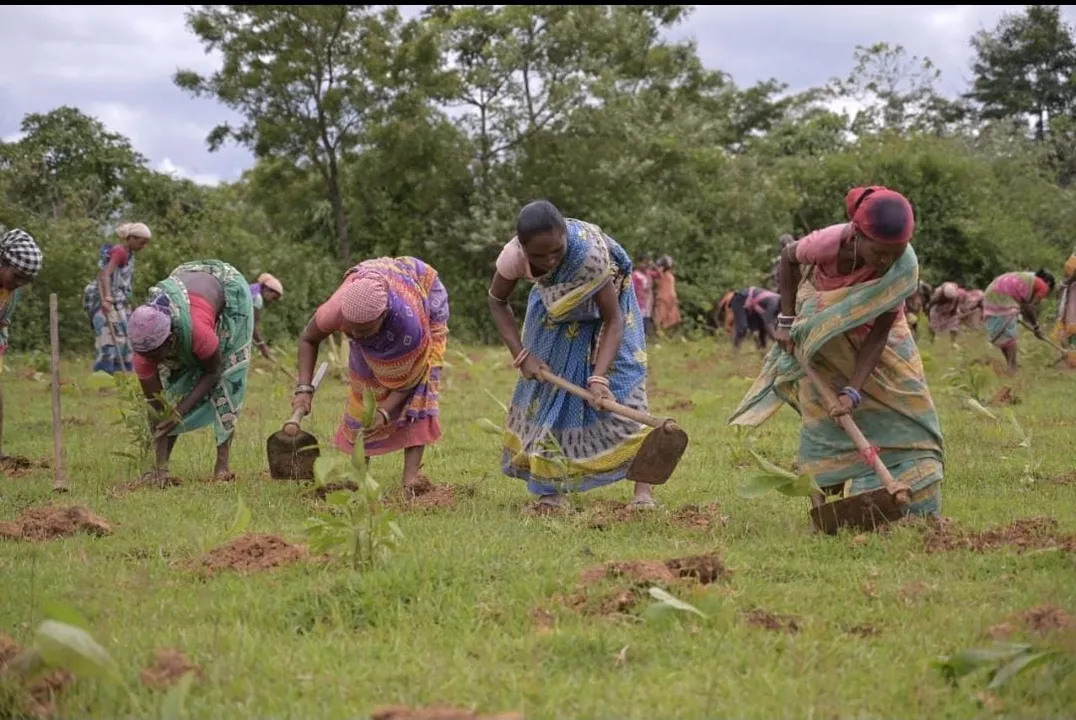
(83, 244, 135, 373)
(501, 219, 652, 496)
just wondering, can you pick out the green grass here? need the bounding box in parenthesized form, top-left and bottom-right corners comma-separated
(2, 334, 1075, 719)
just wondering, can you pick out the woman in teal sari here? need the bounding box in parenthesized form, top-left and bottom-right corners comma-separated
(127, 260, 254, 482)
(730, 186, 944, 520)
(487, 200, 656, 511)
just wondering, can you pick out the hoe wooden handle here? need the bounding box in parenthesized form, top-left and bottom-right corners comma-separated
(538, 367, 671, 429)
(797, 354, 909, 505)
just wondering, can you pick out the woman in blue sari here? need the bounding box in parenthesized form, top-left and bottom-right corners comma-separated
(488, 200, 655, 510)
(82, 222, 152, 373)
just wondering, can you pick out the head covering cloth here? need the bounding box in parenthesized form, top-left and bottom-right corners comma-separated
(117, 222, 151, 241)
(257, 273, 284, 297)
(0, 229, 43, 278)
(341, 274, 389, 324)
(845, 186, 915, 246)
(128, 294, 173, 353)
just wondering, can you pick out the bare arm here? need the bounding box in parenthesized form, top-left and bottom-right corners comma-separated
(252, 308, 266, 347)
(139, 374, 170, 467)
(592, 281, 623, 378)
(98, 254, 122, 308)
(488, 272, 523, 358)
(297, 316, 330, 386)
(849, 310, 897, 391)
(1018, 300, 1039, 329)
(778, 243, 802, 316)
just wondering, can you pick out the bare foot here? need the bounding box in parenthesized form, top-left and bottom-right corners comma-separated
(214, 470, 236, 483)
(139, 469, 178, 488)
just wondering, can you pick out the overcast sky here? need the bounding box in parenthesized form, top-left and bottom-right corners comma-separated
(1, 5, 1070, 186)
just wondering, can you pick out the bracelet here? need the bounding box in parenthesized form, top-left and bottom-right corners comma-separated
(512, 348, 530, 368)
(839, 386, 862, 408)
(293, 384, 315, 396)
(376, 408, 391, 424)
(488, 289, 509, 306)
(777, 313, 796, 328)
(587, 375, 610, 388)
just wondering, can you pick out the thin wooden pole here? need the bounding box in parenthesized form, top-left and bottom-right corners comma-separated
(49, 293, 67, 493)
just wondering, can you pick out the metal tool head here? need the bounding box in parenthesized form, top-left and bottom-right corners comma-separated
(626, 420, 689, 486)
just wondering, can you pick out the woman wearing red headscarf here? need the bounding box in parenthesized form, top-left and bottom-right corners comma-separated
(730, 186, 945, 520)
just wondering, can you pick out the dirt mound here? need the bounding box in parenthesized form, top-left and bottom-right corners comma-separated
(0, 506, 112, 542)
(743, 608, 800, 634)
(393, 477, 472, 510)
(371, 707, 522, 720)
(922, 516, 1076, 553)
(140, 649, 204, 690)
(1018, 605, 1072, 635)
(312, 480, 359, 500)
(580, 560, 677, 587)
(670, 503, 728, 530)
(844, 623, 881, 638)
(992, 386, 1018, 406)
(562, 553, 730, 617)
(0, 632, 74, 718)
(198, 533, 306, 574)
(0, 456, 50, 478)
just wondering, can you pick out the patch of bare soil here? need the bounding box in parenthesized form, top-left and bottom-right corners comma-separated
(985, 622, 1015, 641)
(585, 501, 727, 531)
(670, 503, 729, 530)
(1018, 605, 1072, 635)
(197, 533, 306, 574)
(0, 505, 112, 542)
(991, 385, 1019, 406)
(370, 707, 522, 720)
(312, 480, 359, 500)
(921, 516, 1076, 554)
(531, 607, 556, 633)
(391, 476, 474, 511)
(140, 649, 204, 691)
(844, 623, 881, 638)
(0, 632, 74, 718)
(558, 553, 731, 617)
(0, 456, 50, 478)
(110, 471, 183, 496)
(897, 581, 932, 604)
(1050, 471, 1076, 486)
(743, 608, 801, 634)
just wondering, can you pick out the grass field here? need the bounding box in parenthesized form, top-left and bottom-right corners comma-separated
(2, 331, 1075, 719)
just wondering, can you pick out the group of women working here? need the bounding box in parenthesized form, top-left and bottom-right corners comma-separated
(0, 184, 1068, 521)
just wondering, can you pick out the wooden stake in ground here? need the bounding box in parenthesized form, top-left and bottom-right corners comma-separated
(49, 293, 67, 493)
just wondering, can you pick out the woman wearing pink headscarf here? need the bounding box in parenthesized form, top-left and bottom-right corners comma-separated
(293, 257, 449, 494)
(732, 185, 945, 520)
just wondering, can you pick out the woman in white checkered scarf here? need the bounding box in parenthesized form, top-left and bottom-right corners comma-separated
(0, 228, 43, 460)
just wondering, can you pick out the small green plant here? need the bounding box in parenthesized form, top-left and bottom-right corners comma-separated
(474, 389, 585, 499)
(943, 361, 996, 404)
(302, 389, 404, 571)
(737, 446, 822, 499)
(4, 602, 194, 719)
(934, 640, 1072, 692)
(110, 373, 179, 475)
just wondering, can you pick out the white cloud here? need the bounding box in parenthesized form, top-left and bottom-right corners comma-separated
(156, 157, 221, 187)
(0, 4, 1073, 183)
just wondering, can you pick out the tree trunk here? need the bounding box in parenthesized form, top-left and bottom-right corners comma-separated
(325, 159, 350, 263)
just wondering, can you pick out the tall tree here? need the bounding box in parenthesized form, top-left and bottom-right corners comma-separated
(967, 5, 1076, 140)
(0, 106, 144, 222)
(831, 42, 969, 137)
(174, 5, 444, 262)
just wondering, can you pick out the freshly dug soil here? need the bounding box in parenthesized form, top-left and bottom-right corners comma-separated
(670, 503, 728, 530)
(743, 608, 801, 634)
(198, 533, 306, 574)
(140, 649, 204, 690)
(1018, 605, 1072, 635)
(921, 516, 1076, 553)
(371, 707, 523, 720)
(0, 505, 112, 542)
(561, 553, 730, 617)
(0, 632, 74, 718)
